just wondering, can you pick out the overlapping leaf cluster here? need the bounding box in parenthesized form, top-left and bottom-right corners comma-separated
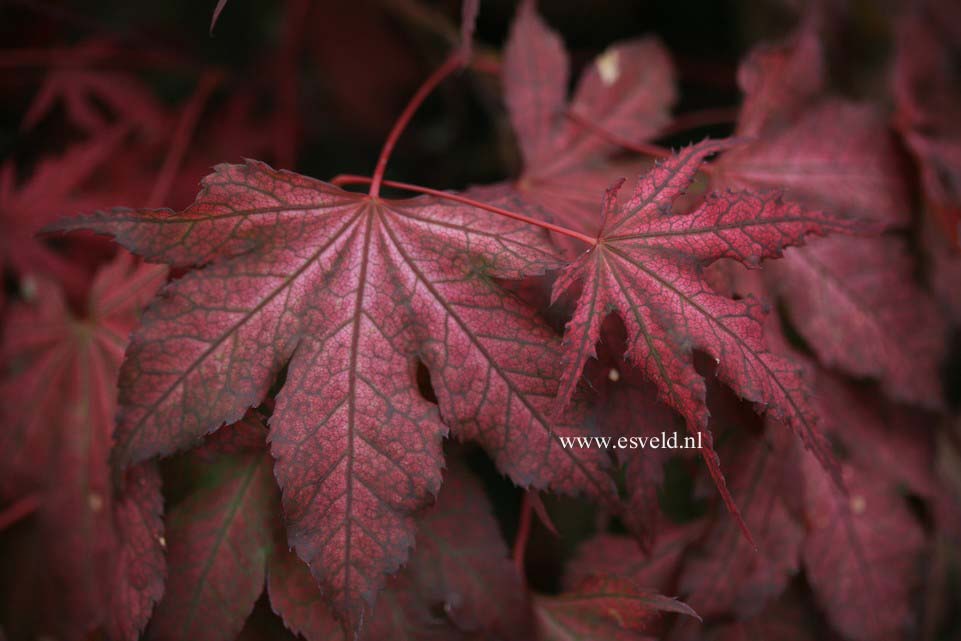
(0, 1, 958, 641)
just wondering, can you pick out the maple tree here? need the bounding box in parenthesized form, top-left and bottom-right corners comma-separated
(1, 0, 959, 640)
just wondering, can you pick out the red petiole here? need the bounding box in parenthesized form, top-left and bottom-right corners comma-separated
(334, 174, 597, 247)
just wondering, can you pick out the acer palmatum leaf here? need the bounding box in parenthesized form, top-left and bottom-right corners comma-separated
(268, 459, 531, 641)
(0, 128, 130, 301)
(585, 318, 682, 544)
(734, 15, 823, 139)
(565, 521, 706, 595)
(770, 236, 946, 409)
(551, 138, 861, 526)
(678, 426, 804, 620)
(51, 160, 615, 630)
(801, 456, 925, 641)
(893, 2, 961, 247)
(493, 0, 674, 244)
(148, 415, 277, 641)
(23, 67, 169, 138)
(717, 99, 911, 228)
(0, 253, 165, 641)
(700, 588, 824, 641)
(106, 463, 165, 641)
(535, 576, 699, 641)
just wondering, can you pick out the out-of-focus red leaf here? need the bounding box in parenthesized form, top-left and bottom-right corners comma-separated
(717, 100, 910, 228)
(717, 20, 909, 229)
(678, 426, 804, 620)
(811, 370, 939, 501)
(148, 416, 278, 641)
(53, 160, 615, 631)
(800, 455, 925, 641)
(585, 317, 682, 543)
(0, 253, 165, 640)
(269, 461, 531, 641)
(535, 576, 699, 641)
(0, 128, 130, 298)
(704, 589, 828, 641)
(734, 16, 823, 139)
(769, 236, 946, 409)
(893, 1, 961, 247)
(490, 0, 673, 250)
(22, 68, 169, 138)
(566, 521, 706, 595)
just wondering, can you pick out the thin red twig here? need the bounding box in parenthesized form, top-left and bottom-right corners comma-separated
(512, 492, 533, 577)
(566, 110, 675, 160)
(332, 174, 596, 246)
(369, 52, 464, 198)
(658, 106, 739, 136)
(0, 495, 40, 531)
(148, 70, 222, 206)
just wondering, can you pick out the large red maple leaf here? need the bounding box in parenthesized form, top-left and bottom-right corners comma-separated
(52, 160, 615, 630)
(550, 138, 861, 519)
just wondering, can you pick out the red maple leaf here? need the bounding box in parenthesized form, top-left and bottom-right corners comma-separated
(678, 425, 804, 620)
(700, 588, 824, 641)
(0, 129, 130, 300)
(714, 20, 910, 230)
(550, 138, 861, 530)
(147, 414, 278, 641)
(800, 455, 926, 641)
(490, 0, 675, 247)
(768, 236, 946, 409)
(534, 576, 699, 641)
(22, 65, 169, 138)
(160, 424, 530, 641)
(893, 1, 961, 247)
(713, 19, 945, 409)
(565, 521, 706, 596)
(0, 253, 165, 641)
(583, 317, 684, 544)
(51, 160, 615, 630)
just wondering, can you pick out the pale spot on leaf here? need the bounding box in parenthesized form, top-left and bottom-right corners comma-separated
(850, 495, 866, 514)
(88, 492, 104, 512)
(597, 49, 621, 86)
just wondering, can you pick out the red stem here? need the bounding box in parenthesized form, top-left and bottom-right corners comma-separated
(369, 52, 464, 198)
(512, 492, 533, 577)
(332, 174, 596, 246)
(149, 70, 221, 206)
(566, 110, 718, 175)
(0, 495, 40, 530)
(566, 110, 674, 160)
(658, 106, 739, 136)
